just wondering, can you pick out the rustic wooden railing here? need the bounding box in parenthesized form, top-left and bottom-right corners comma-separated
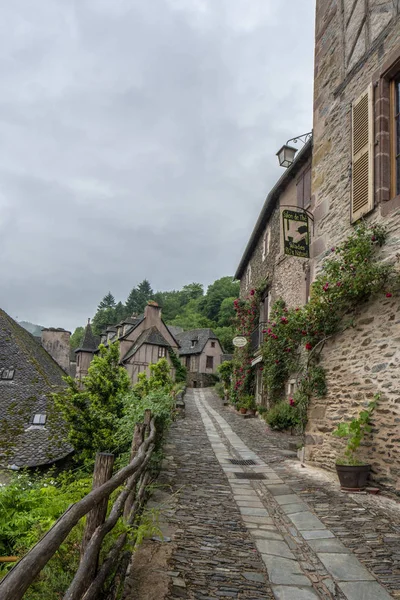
(0, 410, 157, 600)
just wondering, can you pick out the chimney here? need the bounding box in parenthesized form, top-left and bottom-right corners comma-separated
(41, 328, 71, 373)
(144, 301, 162, 327)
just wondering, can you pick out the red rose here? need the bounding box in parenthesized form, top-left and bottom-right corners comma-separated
(305, 342, 312, 351)
(386, 292, 392, 298)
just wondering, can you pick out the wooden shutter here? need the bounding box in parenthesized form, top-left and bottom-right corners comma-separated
(351, 83, 374, 222)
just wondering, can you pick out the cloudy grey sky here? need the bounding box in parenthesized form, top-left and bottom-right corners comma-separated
(0, 0, 315, 332)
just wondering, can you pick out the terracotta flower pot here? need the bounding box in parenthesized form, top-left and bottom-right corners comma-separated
(335, 464, 370, 492)
(239, 407, 247, 414)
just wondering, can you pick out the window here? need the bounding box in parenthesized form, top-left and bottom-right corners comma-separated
(32, 413, 46, 425)
(191, 339, 198, 348)
(76, 354, 80, 367)
(260, 291, 269, 322)
(206, 356, 214, 369)
(296, 166, 311, 209)
(391, 74, 400, 197)
(158, 346, 166, 358)
(211, 341, 215, 348)
(262, 227, 270, 261)
(0, 368, 15, 380)
(245, 264, 252, 288)
(185, 356, 191, 369)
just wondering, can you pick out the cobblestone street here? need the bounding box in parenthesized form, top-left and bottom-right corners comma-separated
(133, 389, 400, 600)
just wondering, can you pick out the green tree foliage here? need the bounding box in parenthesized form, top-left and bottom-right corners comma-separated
(70, 326, 84, 350)
(98, 292, 116, 310)
(54, 342, 131, 461)
(199, 277, 240, 321)
(89, 277, 238, 349)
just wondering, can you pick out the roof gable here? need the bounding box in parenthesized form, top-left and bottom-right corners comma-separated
(176, 328, 219, 355)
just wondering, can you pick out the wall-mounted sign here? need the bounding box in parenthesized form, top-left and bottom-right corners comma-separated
(282, 209, 310, 258)
(233, 336, 248, 348)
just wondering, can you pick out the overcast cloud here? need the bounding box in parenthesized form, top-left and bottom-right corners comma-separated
(0, 0, 315, 332)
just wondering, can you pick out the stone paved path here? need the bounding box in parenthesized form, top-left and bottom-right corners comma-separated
(140, 389, 400, 600)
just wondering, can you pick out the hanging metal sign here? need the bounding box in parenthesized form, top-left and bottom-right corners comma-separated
(233, 336, 248, 348)
(282, 209, 310, 258)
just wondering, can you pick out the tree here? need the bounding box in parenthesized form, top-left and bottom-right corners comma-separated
(91, 308, 116, 336)
(70, 326, 84, 350)
(218, 297, 236, 326)
(98, 292, 116, 310)
(54, 342, 131, 461)
(200, 277, 240, 322)
(181, 283, 204, 302)
(125, 280, 154, 315)
(114, 301, 126, 323)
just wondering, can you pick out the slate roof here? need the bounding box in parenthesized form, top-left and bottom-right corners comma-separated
(168, 325, 184, 337)
(175, 328, 219, 356)
(0, 309, 72, 468)
(121, 327, 171, 363)
(76, 321, 98, 353)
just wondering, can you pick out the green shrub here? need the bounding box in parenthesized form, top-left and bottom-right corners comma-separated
(264, 401, 299, 431)
(214, 381, 226, 399)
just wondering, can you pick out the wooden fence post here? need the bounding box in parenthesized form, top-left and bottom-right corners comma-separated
(123, 423, 145, 519)
(81, 452, 115, 556)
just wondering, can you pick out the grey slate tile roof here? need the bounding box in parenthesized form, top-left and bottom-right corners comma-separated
(121, 327, 171, 363)
(0, 309, 72, 468)
(175, 328, 219, 356)
(76, 322, 98, 353)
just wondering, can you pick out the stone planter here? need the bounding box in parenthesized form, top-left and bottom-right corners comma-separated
(335, 464, 370, 492)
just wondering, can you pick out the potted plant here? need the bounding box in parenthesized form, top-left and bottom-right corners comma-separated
(332, 397, 377, 491)
(238, 395, 256, 415)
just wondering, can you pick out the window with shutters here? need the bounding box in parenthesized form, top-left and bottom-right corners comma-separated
(296, 166, 311, 209)
(391, 74, 400, 197)
(351, 84, 374, 222)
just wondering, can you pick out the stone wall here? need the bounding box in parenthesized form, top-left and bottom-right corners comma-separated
(307, 1, 400, 491)
(305, 294, 400, 491)
(41, 328, 71, 374)
(239, 160, 311, 312)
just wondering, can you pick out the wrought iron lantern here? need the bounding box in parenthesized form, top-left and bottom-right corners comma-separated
(276, 145, 298, 168)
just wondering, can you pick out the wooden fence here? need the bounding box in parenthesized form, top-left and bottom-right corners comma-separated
(0, 409, 156, 600)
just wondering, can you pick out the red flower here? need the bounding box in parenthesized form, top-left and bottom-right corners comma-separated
(262, 329, 267, 334)
(337, 281, 342, 287)
(250, 289, 255, 296)
(386, 292, 392, 298)
(275, 360, 280, 364)
(331, 247, 335, 252)
(289, 398, 295, 406)
(281, 317, 288, 324)
(323, 283, 329, 292)
(301, 330, 307, 336)
(371, 235, 376, 242)
(305, 342, 313, 351)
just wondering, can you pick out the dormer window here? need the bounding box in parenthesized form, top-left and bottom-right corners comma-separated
(32, 414, 46, 426)
(0, 368, 15, 380)
(191, 339, 198, 348)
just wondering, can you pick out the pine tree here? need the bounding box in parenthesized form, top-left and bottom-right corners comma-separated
(98, 292, 116, 310)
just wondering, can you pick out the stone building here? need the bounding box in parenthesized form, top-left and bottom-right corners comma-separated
(0, 309, 72, 469)
(76, 302, 180, 385)
(176, 328, 224, 387)
(235, 141, 312, 405)
(304, 0, 400, 492)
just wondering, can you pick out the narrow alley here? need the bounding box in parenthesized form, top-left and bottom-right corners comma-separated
(125, 389, 400, 600)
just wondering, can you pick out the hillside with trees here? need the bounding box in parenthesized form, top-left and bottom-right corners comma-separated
(71, 277, 239, 353)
